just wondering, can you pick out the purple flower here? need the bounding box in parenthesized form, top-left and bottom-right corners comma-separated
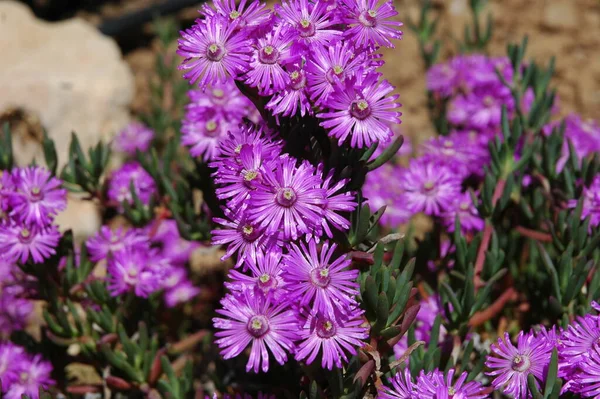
(187, 79, 256, 121)
(277, 0, 341, 51)
(113, 121, 154, 155)
(447, 89, 512, 130)
(9, 166, 66, 227)
(202, 0, 272, 34)
(165, 282, 201, 308)
(340, 0, 403, 48)
(316, 167, 356, 238)
(178, 16, 251, 88)
(283, 240, 359, 316)
(212, 124, 282, 169)
(318, 71, 401, 148)
(266, 64, 311, 117)
(486, 331, 552, 399)
(379, 369, 418, 399)
(226, 249, 286, 298)
(182, 112, 232, 161)
(363, 162, 411, 227)
(213, 291, 298, 372)
(573, 343, 600, 398)
(0, 170, 15, 213)
(106, 249, 161, 298)
(212, 212, 279, 268)
(416, 369, 488, 399)
(107, 161, 157, 207)
(249, 155, 326, 240)
(86, 226, 149, 262)
(0, 223, 60, 264)
(399, 158, 461, 216)
(442, 192, 484, 234)
(305, 41, 363, 104)
(0, 343, 27, 391)
(245, 24, 294, 95)
(3, 354, 55, 399)
(559, 314, 600, 374)
(420, 133, 489, 179)
(0, 295, 33, 335)
(295, 311, 368, 369)
(568, 175, 600, 228)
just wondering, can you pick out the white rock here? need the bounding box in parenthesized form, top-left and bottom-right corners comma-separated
(0, 0, 134, 167)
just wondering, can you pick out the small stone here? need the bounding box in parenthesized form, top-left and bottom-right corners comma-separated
(541, 1, 578, 31)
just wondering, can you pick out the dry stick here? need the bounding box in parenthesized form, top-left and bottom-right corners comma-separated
(469, 287, 517, 327)
(515, 226, 553, 242)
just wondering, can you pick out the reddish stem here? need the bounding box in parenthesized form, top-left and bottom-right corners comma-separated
(474, 223, 493, 290)
(515, 226, 553, 242)
(469, 287, 517, 327)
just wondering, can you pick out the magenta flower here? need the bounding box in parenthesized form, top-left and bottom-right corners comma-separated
(363, 162, 411, 227)
(165, 282, 201, 308)
(318, 72, 401, 148)
(226, 249, 286, 298)
(305, 41, 363, 104)
(106, 249, 161, 298)
(107, 162, 157, 207)
(0, 170, 15, 212)
(283, 240, 359, 316)
(3, 354, 55, 399)
(213, 292, 298, 373)
(202, 0, 272, 33)
(86, 226, 149, 262)
(295, 311, 368, 369)
(0, 223, 60, 264)
(559, 314, 600, 374)
(416, 369, 488, 399)
(212, 212, 278, 268)
(399, 158, 461, 216)
(0, 295, 33, 335)
(187, 79, 256, 121)
(0, 343, 27, 391)
(568, 175, 600, 228)
(182, 112, 232, 162)
(244, 25, 295, 94)
(442, 192, 484, 234)
(420, 134, 489, 179)
(178, 16, 251, 88)
(379, 369, 418, 399)
(113, 121, 154, 156)
(340, 0, 403, 48)
(317, 168, 356, 238)
(277, 0, 341, 50)
(486, 331, 552, 399)
(573, 343, 600, 398)
(212, 124, 282, 169)
(249, 155, 326, 240)
(9, 166, 66, 227)
(266, 64, 312, 117)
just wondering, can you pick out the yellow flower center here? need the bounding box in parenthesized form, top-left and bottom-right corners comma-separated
(300, 19, 311, 28)
(229, 10, 241, 19)
(242, 225, 254, 235)
(244, 170, 259, 181)
(356, 100, 369, 111)
(333, 65, 344, 75)
(263, 45, 274, 55)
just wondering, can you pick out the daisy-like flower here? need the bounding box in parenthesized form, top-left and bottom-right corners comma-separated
(277, 0, 341, 50)
(305, 41, 363, 104)
(213, 291, 298, 373)
(295, 311, 368, 369)
(442, 192, 484, 234)
(181, 112, 233, 161)
(212, 124, 282, 169)
(416, 369, 488, 399)
(283, 240, 359, 316)
(113, 121, 154, 156)
(86, 226, 149, 262)
(318, 72, 401, 148)
(379, 369, 418, 399)
(249, 155, 326, 240)
(9, 166, 66, 227)
(363, 162, 411, 227)
(399, 158, 461, 216)
(186, 79, 255, 121)
(447, 88, 512, 130)
(420, 134, 489, 179)
(316, 167, 356, 238)
(0, 295, 33, 335)
(574, 343, 600, 398)
(165, 282, 201, 308)
(226, 249, 286, 298)
(178, 16, 251, 88)
(106, 249, 160, 298)
(107, 162, 157, 207)
(266, 64, 311, 117)
(486, 331, 552, 399)
(0, 223, 60, 264)
(215, 144, 271, 207)
(559, 314, 600, 373)
(0, 170, 15, 213)
(340, 0, 403, 48)
(202, 0, 272, 34)
(568, 175, 600, 228)
(212, 212, 278, 268)
(3, 354, 55, 399)
(0, 343, 27, 390)
(245, 24, 294, 94)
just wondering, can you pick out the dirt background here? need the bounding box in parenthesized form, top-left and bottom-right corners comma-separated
(77, 0, 600, 144)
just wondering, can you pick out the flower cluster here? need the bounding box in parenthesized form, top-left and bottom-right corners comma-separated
(113, 121, 155, 156)
(544, 114, 600, 173)
(0, 256, 34, 335)
(0, 342, 54, 399)
(210, 123, 366, 372)
(178, 0, 403, 148)
(107, 161, 157, 209)
(380, 367, 488, 399)
(0, 167, 65, 265)
(86, 220, 199, 305)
